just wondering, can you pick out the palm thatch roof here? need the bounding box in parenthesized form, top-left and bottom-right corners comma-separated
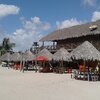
(69, 41, 100, 61)
(22, 50, 35, 61)
(0, 53, 11, 61)
(53, 48, 69, 61)
(36, 48, 53, 61)
(40, 20, 100, 41)
(10, 52, 22, 62)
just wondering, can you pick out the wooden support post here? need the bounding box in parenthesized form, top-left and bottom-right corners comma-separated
(83, 60, 85, 80)
(20, 60, 22, 71)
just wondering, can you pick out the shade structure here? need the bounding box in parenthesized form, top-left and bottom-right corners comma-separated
(53, 48, 69, 61)
(40, 20, 100, 41)
(22, 50, 35, 61)
(69, 41, 100, 61)
(36, 48, 53, 61)
(10, 52, 22, 62)
(0, 52, 11, 61)
(35, 56, 48, 61)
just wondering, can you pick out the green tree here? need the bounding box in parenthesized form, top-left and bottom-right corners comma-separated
(0, 38, 15, 55)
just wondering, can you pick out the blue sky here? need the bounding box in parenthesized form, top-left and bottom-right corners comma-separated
(0, 0, 100, 51)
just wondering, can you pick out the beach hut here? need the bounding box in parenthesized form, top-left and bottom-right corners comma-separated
(10, 52, 22, 70)
(34, 48, 53, 72)
(11, 52, 22, 62)
(69, 41, 100, 81)
(22, 50, 35, 71)
(23, 50, 35, 61)
(70, 41, 100, 61)
(52, 48, 70, 73)
(0, 52, 12, 67)
(36, 48, 53, 61)
(53, 48, 69, 61)
(0, 52, 11, 61)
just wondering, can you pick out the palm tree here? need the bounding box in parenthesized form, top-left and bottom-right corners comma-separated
(0, 38, 15, 55)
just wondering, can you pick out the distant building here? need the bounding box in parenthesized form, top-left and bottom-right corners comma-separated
(40, 20, 100, 52)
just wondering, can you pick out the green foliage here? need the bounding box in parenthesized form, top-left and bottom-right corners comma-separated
(0, 38, 15, 56)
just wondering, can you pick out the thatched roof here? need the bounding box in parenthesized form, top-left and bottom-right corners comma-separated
(40, 20, 100, 41)
(0, 53, 11, 61)
(11, 52, 22, 62)
(22, 50, 35, 61)
(53, 48, 69, 61)
(69, 41, 100, 61)
(36, 48, 53, 61)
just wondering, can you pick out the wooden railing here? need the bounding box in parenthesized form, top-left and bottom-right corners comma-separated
(40, 45, 73, 53)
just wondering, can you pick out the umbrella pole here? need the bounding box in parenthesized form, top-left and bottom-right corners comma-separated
(62, 60, 63, 67)
(49, 61, 53, 72)
(59, 61, 61, 73)
(49, 61, 52, 68)
(87, 62, 90, 81)
(84, 61, 90, 81)
(35, 59, 37, 72)
(44, 61, 46, 67)
(59, 60, 63, 73)
(62, 60, 64, 73)
(83, 60, 86, 81)
(38, 61, 41, 72)
(20, 60, 22, 71)
(22, 60, 25, 73)
(32, 60, 34, 69)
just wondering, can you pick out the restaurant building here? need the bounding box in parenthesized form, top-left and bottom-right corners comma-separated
(40, 20, 100, 52)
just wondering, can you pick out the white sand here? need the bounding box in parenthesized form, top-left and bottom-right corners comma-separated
(0, 66, 100, 100)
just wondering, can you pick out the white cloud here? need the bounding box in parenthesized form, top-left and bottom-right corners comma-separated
(83, 0, 97, 6)
(92, 11, 100, 21)
(31, 16, 41, 24)
(56, 18, 82, 29)
(9, 16, 51, 51)
(0, 4, 20, 18)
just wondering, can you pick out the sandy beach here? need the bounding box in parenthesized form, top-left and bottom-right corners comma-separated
(0, 66, 100, 100)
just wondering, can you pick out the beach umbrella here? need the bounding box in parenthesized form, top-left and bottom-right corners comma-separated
(69, 41, 100, 61)
(52, 48, 70, 73)
(36, 48, 53, 61)
(53, 48, 69, 61)
(0, 52, 11, 61)
(34, 48, 53, 72)
(10, 52, 22, 62)
(22, 50, 35, 61)
(69, 41, 100, 81)
(35, 56, 48, 61)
